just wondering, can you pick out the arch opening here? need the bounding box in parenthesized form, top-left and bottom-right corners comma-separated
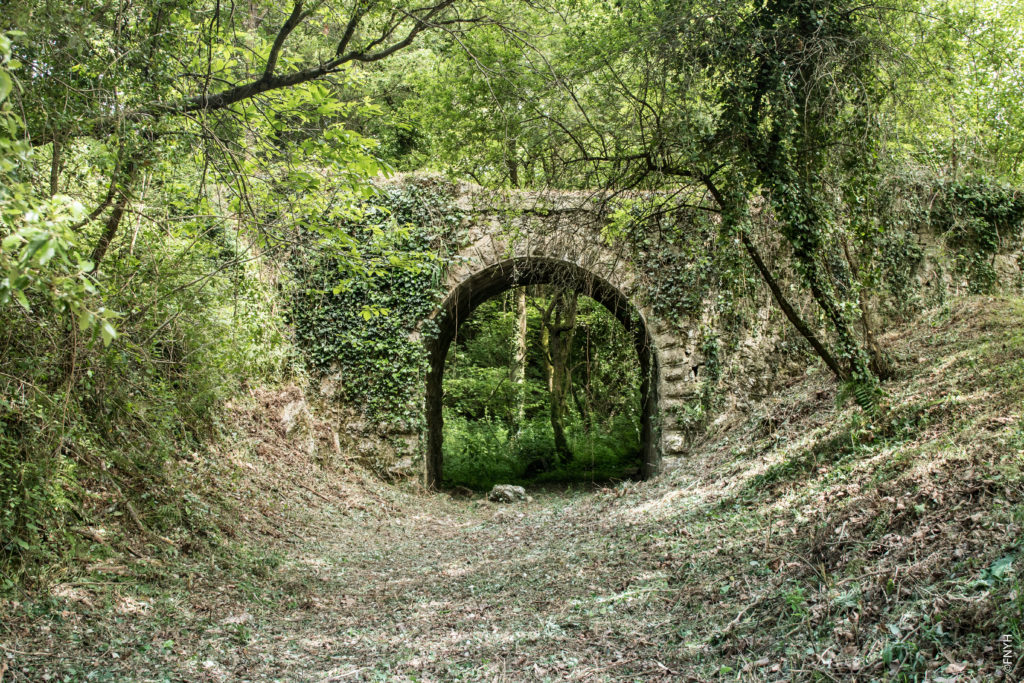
(425, 257, 661, 488)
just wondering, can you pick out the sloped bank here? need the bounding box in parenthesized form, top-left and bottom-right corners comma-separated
(0, 295, 1020, 681)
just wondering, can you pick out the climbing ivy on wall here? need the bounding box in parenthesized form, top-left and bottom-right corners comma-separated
(608, 200, 754, 328)
(606, 197, 770, 432)
(857, 172, 1024, 315)
(937, 178, 1024, 293)
(287, 179, 464, 423)
(286, 173, 1023, 437)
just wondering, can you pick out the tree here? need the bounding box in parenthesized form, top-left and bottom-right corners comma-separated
(3, 0, 487, 300)
(423, 0, 913, 405)
(512, 286, 528, 426)
(0, 1, 490, 568)
(533, 288, 578, 463)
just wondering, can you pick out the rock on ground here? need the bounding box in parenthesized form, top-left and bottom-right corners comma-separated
(487, 484, 527, 503)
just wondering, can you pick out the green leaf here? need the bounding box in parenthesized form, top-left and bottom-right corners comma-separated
(99, 320, 117, 346)
(989, 555, 1014, 581)
(37, 244, 56, 265)
(1, 233, 21, 250)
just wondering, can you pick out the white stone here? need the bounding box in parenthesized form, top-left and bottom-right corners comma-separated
(487, 485, 527, 504)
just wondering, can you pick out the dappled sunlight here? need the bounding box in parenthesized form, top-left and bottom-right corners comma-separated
(439, 561, 480, 579)
(615, 485, 704, 522)
(115, 596, 153, 616)
(9, 299, 1024, 681)
(3, 0, 1024, 674)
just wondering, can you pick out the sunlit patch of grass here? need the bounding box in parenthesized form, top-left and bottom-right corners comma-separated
(739, 402, 944, 499)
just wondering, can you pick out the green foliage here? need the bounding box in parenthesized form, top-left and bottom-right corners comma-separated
(881, 640, 927, 680)
(838, 378, 883, 415)
(287, 179, 463, 422)
(0, 194, 119, 344)
(363, 3, 576, 187)
(610, 200, 747, 325)
(0, 0, 472, 588)
(783, 585, 809, 620)
(878, 230, 927, 313)
(901, 1, 1024, 184)
(0, 4, 368, 583)
(441, 292, 643, 489)
(0, 214, 288, 584)
(936, 178, 1024, 293)
(442, 416, 530, 489)
(0, 33, 117, 345)
(442, 414, 641, 491)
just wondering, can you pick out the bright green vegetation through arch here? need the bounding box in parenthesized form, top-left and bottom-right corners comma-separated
(442, 287, 643, 490)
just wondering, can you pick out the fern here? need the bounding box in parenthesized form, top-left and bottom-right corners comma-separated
(839, 378, 882, 414)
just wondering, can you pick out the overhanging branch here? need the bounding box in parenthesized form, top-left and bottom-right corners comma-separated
(30, 0, 474, 145)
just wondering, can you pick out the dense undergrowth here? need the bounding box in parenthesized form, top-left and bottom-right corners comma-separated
(439, 291, 645, 490)
(0, 238, 289, 589)
(442, 414, 641, 490)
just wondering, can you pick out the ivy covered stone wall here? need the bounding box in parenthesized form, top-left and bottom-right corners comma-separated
(285, 175, 1024, 480)
(285, 177, 464, 474)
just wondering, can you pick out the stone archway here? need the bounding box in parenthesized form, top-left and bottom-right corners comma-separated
(418, 186, 702, 487)
(425, 257, 659, 487)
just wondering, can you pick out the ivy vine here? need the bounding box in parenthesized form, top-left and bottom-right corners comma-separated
(937, 178, 1024, 294)
(287, 178, 463, 425)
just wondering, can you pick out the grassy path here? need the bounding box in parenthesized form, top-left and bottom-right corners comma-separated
(2, 296, 1023, 681)
(3, 480, 698, 682)
(240, 487, 688, 681)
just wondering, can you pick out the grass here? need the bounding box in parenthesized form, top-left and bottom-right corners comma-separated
(441, 413, 641, 490)
(0, 296, 1022, 681)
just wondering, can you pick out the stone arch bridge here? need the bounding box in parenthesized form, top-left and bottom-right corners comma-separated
(421, 185, 701, 487)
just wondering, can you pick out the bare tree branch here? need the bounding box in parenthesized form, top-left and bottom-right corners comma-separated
(262, 1, 309, 82)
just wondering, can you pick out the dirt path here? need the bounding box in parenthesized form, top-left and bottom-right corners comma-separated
(2, 476, 695, 682)
(199, 485, 686, 682)
(4, 297, 1023, 682)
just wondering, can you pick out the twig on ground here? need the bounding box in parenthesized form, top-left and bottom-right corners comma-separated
(293, 479, 334, 503)
(720, 592, 770, 638)
(0, 643, 52, 657)
(767, 541, 830, 585)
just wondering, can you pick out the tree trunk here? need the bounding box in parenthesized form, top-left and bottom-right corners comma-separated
(800, 255, 866, 382)
(91, 158, 139, 271)
(570, 379, 590, 433)
(545, 290, 577, 464)
(49, 139, 63, 196)
(506, 136, 519, 187)
(740, 233, 848, 381)
(512, 287, 528, 426)
(841, 238, 894, 380)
